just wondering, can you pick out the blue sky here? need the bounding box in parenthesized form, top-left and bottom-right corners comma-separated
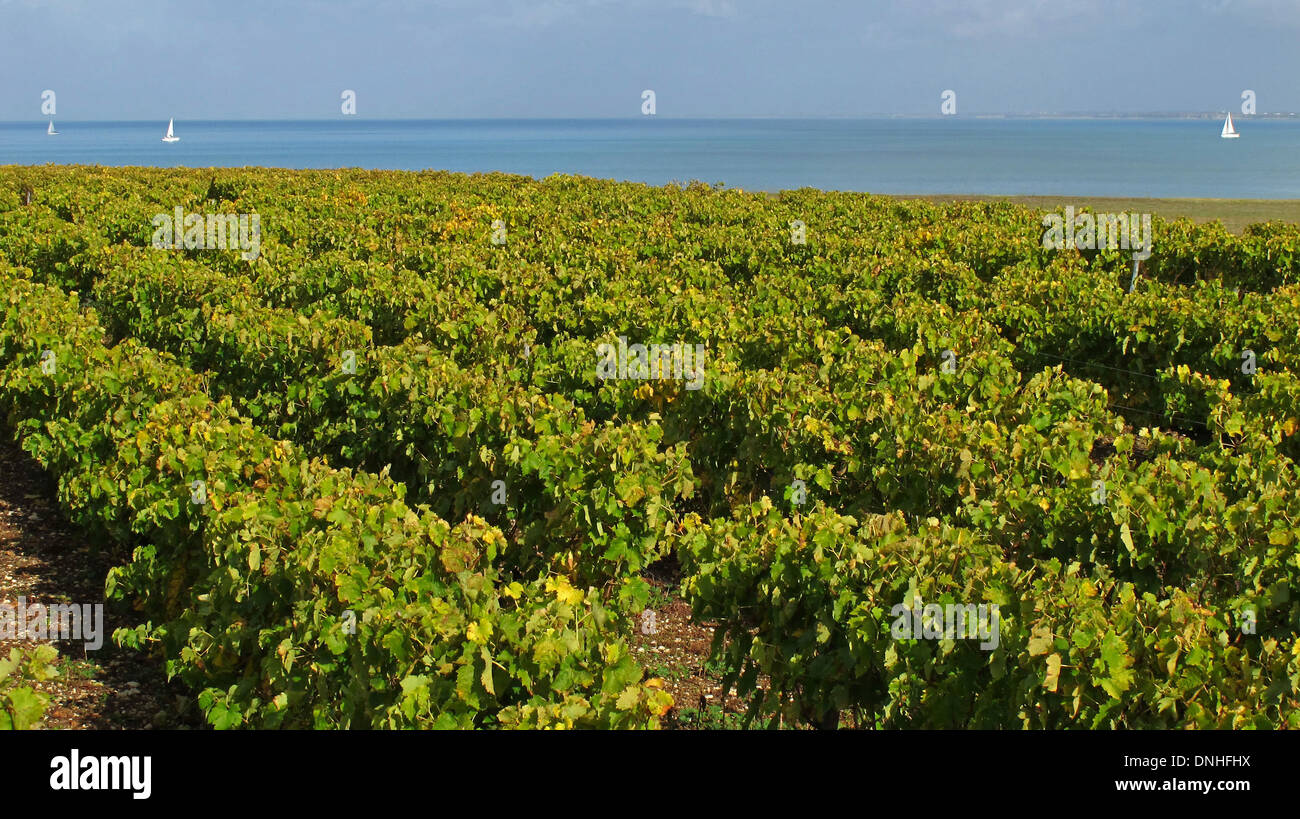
(1, 0, 1297, 119)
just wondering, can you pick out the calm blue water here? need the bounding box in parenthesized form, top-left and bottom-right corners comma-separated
(3, 118, 1298, 198)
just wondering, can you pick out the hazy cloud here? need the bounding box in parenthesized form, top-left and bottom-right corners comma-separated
(0, 0, 1294, 118)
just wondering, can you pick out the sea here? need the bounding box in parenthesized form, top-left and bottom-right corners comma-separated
(2, 118, 1298, 198)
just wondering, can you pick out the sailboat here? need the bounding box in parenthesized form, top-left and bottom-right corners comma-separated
(1221, 112, 1239, 139)
(46, 120, 58, 136)
(161, 118, 180, 143)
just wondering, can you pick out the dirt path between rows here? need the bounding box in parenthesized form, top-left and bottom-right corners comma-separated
(0, 435, 199, 729)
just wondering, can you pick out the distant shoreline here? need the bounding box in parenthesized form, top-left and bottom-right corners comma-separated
(3, 114, 1299, 123)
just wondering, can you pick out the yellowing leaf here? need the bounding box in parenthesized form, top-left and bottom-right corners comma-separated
(615, 687, 641, 711)
(467, 620, 493, 644)
(1027, 625, 1054, 656)
(480, 648, 496, 695)
(546, 576, 585, 606)
(1044, 653, 1062, 692)
(1119, 522, 1135, 555)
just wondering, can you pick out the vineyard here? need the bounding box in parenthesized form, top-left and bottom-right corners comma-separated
(1, 165, 1299, 729)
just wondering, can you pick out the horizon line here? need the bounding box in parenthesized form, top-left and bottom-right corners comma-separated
(5, 112, 1298, 123)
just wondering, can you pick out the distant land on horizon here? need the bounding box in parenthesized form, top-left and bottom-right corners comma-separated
(4, 113, 1299, 123)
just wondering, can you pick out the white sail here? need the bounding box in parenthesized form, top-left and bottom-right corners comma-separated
(47, 120, 58, 135)
(1221, 112, 1239, 138)
(162, 118, 180, 142)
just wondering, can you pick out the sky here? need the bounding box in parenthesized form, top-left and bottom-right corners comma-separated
(0, 0, 1296, 120)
